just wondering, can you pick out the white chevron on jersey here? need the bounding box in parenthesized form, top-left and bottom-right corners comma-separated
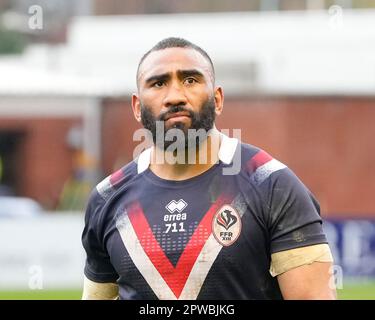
(115, 194, 247, 300)
(116, 212, 176, 299)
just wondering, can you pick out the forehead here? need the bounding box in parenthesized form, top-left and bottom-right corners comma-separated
(138, 47, 213, 83)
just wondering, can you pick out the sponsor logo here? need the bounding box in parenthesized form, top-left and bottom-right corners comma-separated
(164, 199, 187, 233)
(166, 199, 187, 213)
(212, 205, 242, 246)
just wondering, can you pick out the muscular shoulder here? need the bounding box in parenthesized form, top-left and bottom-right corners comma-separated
(95, 160, 138, 201)
(239, 143, 311, 196)
(238, 142, 318, 214)
(84, 160, 138, 227)
(239, 143, 286, 184)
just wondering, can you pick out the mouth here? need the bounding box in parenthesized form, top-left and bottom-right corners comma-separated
(164, 111, 191, 121)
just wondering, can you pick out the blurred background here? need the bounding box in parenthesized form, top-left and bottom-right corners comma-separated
(0, 0, 374, 300)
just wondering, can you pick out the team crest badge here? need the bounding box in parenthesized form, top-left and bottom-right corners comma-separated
(212, 204, 242, 246)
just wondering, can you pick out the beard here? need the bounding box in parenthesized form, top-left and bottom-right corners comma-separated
(140, 97, 216, 150)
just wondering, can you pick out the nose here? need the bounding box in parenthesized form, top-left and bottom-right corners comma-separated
(163, 82, 187, 108)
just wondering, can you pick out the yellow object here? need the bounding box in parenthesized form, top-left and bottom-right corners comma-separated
(82, 276, 119, 300)
(269, 243, 333, 277)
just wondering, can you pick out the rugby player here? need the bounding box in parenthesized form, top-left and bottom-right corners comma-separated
(81, 37, 336, 300)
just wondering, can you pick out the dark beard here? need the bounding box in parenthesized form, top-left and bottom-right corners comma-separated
(140, 97, 216, 150)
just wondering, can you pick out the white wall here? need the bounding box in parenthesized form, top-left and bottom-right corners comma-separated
(0, 213, 85, 290)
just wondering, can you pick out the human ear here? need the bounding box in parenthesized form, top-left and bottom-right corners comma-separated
(131, 94, 142, 122)
(214, 86, 224, 116)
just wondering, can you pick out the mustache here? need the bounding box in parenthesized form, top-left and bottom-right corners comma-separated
(158, 105, 194, 121)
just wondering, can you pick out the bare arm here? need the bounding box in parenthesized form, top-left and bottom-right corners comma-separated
(277, 261, 337, 300)
(271, 244, 337, 300)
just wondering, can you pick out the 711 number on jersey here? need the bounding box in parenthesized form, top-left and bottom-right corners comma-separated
(164, 213, 187, 233)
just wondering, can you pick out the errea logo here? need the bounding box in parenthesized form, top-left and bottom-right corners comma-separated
(165, 199, 187, 213)
(164, 199, 188, 233)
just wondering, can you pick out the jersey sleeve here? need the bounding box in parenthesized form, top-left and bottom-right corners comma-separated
(264, 167, 328, 254)
(81, 190, 119, 283)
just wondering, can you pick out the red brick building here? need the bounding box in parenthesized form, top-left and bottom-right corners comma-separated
(0, 96, 100, 209)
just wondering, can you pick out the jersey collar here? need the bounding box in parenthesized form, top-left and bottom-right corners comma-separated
(137, 133, 239, 174)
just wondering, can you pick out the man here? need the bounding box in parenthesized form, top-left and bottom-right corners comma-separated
(81, 37, 336, 300)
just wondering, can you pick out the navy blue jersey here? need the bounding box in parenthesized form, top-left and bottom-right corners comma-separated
(82, 135, 327, 300)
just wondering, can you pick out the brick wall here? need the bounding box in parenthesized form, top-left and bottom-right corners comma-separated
(0, 117, 80, 209)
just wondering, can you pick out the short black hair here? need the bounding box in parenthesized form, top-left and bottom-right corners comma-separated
(136, 37, 215, 86)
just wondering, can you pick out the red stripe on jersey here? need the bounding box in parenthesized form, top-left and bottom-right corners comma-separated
(174, 195, 230, 296)
(246, 150, 273, 173)
(127, 194, 232, 299)
(109, 168, 125, 186)
(127, 202, 175, 290)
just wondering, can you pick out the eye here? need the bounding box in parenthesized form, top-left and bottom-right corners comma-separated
(184, 77, 197, 85)
(153, 81, 165, 88)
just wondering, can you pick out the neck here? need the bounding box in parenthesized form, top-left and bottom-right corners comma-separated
(150, 128, 222, 181)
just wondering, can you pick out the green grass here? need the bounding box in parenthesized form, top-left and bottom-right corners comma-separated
(337, 281, 375, 300)
(0, 289, 82, 300)
(0, 282, 374, 300)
